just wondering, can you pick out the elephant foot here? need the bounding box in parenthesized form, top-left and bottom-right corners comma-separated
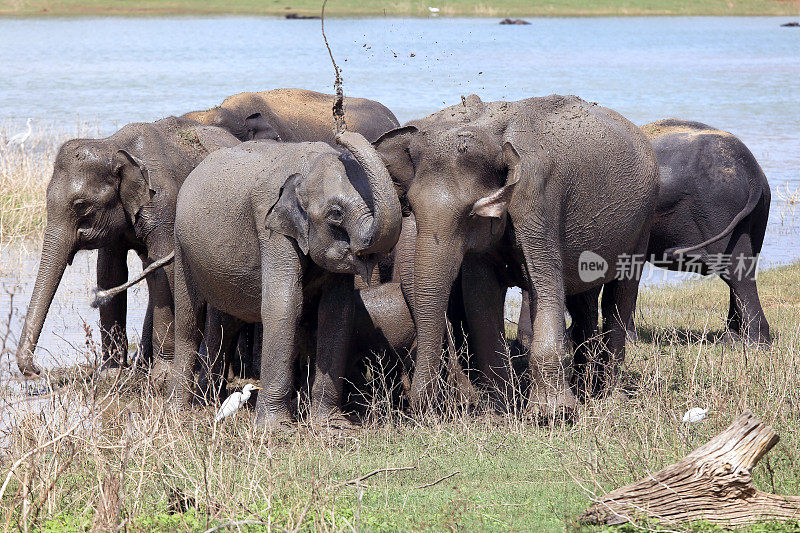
(527, 382, 578, 425)
(255, 410, 295, 433)
(474, 408, 507, 426)
(486, 389, 516, 415)
(148, 358, 173, 394)
(18, 360, 42, 379)
(406, 387, 438, 416)
(309, 407, 357, 432)
(721, 328, 772, 349)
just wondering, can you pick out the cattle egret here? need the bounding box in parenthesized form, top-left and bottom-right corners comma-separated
(683, 407, 708, 423)
(7, 118, 32, 149)
(214, 383, 261, 422)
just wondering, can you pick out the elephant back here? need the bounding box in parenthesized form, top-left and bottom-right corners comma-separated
(220, 88, 400, 145)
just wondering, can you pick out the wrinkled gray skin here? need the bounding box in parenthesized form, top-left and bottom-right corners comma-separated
(15, 116, 239, 378)
(209, 215, 478, 413)
(171, 132, 401, 427)
(183, 88, 399, 144)
(186, 88, 400, 386)
(346, 214, 481, 412)
(374, 94, 659, 418)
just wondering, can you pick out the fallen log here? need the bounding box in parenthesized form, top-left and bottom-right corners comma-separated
(581, 410, 800, 527)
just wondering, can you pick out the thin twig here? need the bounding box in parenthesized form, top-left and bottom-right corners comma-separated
(329, 466, 416, 490)
(414, 470, 460, 489)
(321, 0, 346, 134)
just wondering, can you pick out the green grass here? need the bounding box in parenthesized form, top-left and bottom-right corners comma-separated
(1, 0, 799, 17)
(2, 261, 800, 531)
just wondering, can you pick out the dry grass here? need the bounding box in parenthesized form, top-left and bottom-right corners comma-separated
(1, 261, 799, 531)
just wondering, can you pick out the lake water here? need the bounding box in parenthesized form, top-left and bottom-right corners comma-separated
(1, 16, 798, 375)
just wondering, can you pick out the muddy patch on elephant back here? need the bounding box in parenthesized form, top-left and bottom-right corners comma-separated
(640, 119, 733, 140)
(175, 128, 205, 152)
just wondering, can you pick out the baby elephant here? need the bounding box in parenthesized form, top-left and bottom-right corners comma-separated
(171, 132, 401, 428)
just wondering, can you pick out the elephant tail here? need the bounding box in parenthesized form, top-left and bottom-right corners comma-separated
(669, 166, 765, 257)
(90, 251, 175, 308)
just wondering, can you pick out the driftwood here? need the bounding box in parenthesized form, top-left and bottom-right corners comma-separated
(581, 410, 800, 527)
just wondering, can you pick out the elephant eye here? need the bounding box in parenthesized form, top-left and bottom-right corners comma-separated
(73, 199, 93, 217)
(326, 206, 343, 225)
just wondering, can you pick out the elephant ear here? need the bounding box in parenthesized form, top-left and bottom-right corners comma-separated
(245, 113, 281, 141)
(373, 125, 418, 199)
(114, 149, 154, 222)
(471, 142, 520, 219)
(264, 173, 309, 255)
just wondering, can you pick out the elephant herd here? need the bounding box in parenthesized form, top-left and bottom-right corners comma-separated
(14, 88, 772, 427)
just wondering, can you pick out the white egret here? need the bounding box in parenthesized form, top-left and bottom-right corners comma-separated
(428, 6, 440, 13)
(214, 383, 261, 422)
(682, 407, 708, 423)
(7, 118, 32, 149)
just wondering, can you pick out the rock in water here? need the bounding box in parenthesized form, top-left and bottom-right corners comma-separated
(500, 18, 531, 25)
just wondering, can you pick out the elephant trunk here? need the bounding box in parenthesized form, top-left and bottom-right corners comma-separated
(15, 226, 75, 376)
(408, 224, 465, 409)
(335, 131, 401, 255)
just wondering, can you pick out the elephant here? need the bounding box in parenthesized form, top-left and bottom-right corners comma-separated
(183, 88, 399, 145)
(638, 119, 771, 345)
(183, 87, 401, 377)
(14, 116, 239, 378)
(170, 131, 401, 428)
(373, 94, 659, 418)
(194, 213, 480, 414)
(513, 119, 772, 379)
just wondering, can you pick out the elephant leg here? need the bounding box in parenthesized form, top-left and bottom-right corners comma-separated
(170, 245, 206, 409)
(461, 257, 511, 410)
(137, 302, 154, 369)
(626, 305, 639, 343)
(516, 290, 533, 349)
(566, 287, 601, 399)
(143, 267, 175, 390)
(231, 324, 254, 379)
(97, 244, 129, 368)
(310, 275, 354, 425)
(200, 308, 244, 404)
(251, 324, 263, 380)
(725, 272, 770, 346)
(256, 236, 303, 429)
(598, 276, 640, 395)
(726, 285, 741, 335)
(149, 265, 175, 359)
(724, 232, 770, 346)
(523, 258, 577, 420)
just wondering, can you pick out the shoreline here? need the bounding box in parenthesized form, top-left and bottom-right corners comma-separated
(1, 1, 799, 18)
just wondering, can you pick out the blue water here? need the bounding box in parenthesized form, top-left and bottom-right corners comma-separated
(1, 16, 798, 368)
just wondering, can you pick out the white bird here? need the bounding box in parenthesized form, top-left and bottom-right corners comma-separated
(682, 407, 708, 423)
(7, 118, 32, 149)
(428, 6, 440, 13)
(214, 383, 262, 422)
